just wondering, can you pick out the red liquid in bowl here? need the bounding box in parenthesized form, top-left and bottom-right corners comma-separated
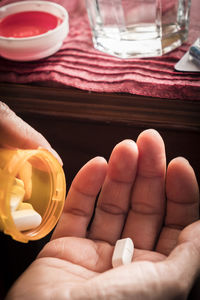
(0, 11, 63, 38)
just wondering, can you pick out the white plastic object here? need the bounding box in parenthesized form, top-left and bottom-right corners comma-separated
(112, 238, 134, 268)
(11, 204, 42, 231)
(0, 1, 69, 61)
(10, 195, 22, 212)
(10, 178, 25, 211)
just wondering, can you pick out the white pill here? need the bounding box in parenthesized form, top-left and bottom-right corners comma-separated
(10, 195, 23, 212)
(12, 209, 42, 231)
(10, 178, 25, 211)
(112, 238, 134, 268)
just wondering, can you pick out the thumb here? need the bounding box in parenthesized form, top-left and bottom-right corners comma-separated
(0, 101, 62, 165)
(166, 220, 200, 298)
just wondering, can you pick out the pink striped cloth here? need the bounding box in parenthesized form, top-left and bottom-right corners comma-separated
(0, 0, 200, 100)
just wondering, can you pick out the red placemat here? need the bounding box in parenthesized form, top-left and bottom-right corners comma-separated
(0, 0, 200, 100)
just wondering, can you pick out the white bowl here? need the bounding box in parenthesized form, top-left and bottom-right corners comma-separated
(0, 1, 69, 61)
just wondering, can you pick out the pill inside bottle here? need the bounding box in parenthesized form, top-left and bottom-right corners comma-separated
(10, 178, 42, 231)
(12, 207, 42, 231)
(0, 148, 66, 243)
(9, 178, 25, 211)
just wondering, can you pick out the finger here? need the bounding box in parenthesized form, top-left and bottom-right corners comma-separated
(0, 102, 62, 164)
(122, 129, 166, 250)
(165, 221, 200, 298)
(88, 140, 138, 244)
(156, 157, 199, 255)
(52, 157, 107, 240)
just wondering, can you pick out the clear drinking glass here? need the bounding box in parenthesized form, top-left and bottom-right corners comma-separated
(85, 0, 191, 58)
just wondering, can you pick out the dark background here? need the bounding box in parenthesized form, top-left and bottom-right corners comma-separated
(1, 84, 200, 299)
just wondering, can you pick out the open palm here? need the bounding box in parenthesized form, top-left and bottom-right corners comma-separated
(6, 129, 200, 300)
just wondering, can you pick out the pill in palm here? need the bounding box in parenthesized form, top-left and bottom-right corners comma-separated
(12, 208, 42, 231)
(112, 237, 134, 268)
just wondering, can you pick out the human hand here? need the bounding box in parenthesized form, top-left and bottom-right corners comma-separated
(0, 101, 62, 163)
(0, 101, 62, 196)
(6, 129, 200, 300)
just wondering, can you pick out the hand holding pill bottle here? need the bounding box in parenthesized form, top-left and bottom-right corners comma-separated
(0, 148, 66, 242)
(2, 101, 200, 300)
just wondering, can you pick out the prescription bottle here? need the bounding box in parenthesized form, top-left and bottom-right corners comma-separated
(0, 148, 66, 243)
